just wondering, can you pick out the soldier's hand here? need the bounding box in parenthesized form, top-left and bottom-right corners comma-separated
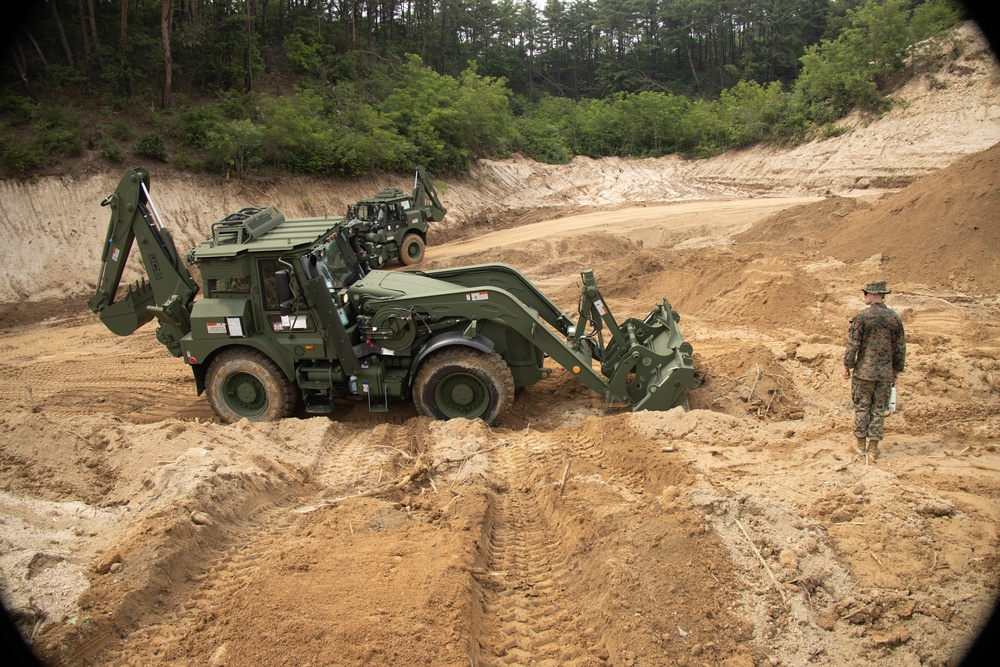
(842, 366, 851, 380)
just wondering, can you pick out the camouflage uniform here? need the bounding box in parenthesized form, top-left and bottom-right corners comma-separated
(843, 282, 906, 442)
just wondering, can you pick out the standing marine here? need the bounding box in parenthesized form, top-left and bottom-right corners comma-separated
(841, 280, 906, 463)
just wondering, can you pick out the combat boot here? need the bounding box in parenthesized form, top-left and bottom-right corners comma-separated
(852, 436, 866, 456)
(866, 440, 880, 464)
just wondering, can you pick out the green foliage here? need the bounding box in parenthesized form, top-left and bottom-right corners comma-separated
(0, 0, 971, 178)
(206, 119, 263, 178)
(258, 89, 339, 173)
(176, 106, 225, 149)
(101, 32, 162, 101)
(216, 91, 258, 121)
(0, 106, 81, 174)
(617, 92, 693, 156)
(379, 56, 466, 171)
(0, 106, 83, 174)
(821, 123, 852, 139)
(452, 65, 515, 159)
(283, 29, 332, 77)
(795, 0, 912, 121)
(376, 56, 516, 172)
(910, 0, 963, 41)
(33, 108, 83, 158)
(97, 139, 126, 163)
(514, 83, 803, 161)
(134, 133, 168, 162)
(171, 151, 202, 171)
(43, 65, 90, 91)
(512, 116, 571, 164)
(109, 122, 135, 142)
(1, 96, 38, 126)
(345, 105, 418, 173)
(175, 14, 262, 90)
(0, 133, 45, 176)
(709, 81, 805, 150)
(678, 100, 727, 158)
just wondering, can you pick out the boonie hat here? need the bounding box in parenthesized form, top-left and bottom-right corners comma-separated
(862, 280, 891, 294)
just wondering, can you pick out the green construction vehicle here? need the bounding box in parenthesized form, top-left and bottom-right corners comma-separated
(88, 167, 695, 425)
(345, 167, 445, 268)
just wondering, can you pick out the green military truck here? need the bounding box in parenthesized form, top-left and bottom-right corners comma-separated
(345, 167, 446, 268)
(88, 167, 695, 424)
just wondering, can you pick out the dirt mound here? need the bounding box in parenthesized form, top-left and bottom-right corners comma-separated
(690, 345, 806, 421)
(738, 142, 1000, 294)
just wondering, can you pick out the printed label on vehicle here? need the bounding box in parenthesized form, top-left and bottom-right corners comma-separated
(595, 299, 607, 316)
(206, 322, 227, 335)
(466, 292, 489, 301)
(280, 315, 309, 330)
(111, 246, 120, 263)
(226, 317, 244, 337)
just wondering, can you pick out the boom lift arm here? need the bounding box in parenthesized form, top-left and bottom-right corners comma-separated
(87, 168, 199, 357)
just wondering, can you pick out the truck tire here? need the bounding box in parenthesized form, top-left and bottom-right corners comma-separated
(413, 347, 514, 425)
(206, 348, 297, 423)
(399, 233, 425, 266)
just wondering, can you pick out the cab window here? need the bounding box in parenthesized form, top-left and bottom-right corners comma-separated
(259, 258, 315, 332)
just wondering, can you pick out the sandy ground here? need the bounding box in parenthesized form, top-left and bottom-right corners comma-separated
(1, 21, 1000, 667)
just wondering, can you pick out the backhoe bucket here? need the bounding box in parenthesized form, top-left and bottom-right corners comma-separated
(97, 280, 156, 336)
(601, 301, 695, 412)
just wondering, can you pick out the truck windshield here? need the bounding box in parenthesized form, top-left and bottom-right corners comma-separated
(322, 232, 362, 288)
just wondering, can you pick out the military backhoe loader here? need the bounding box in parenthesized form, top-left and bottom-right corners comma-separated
(88, 167, 695, 425)
(345, 167, 445, 268)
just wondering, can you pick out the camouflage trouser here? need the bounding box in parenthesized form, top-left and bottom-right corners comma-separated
(852, 377, 893, 441)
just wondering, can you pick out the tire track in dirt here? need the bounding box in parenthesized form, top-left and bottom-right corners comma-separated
(470, 431, 604, 666)
(0, 319, 208, 422)
(99, 494, 311, 666)
(89, 423, 394, 665)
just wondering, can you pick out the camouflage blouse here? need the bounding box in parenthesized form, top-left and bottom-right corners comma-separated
(844, 303, 906, 381)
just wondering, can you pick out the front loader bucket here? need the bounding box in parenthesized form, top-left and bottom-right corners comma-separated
(601, 301, 696, 412)
(97, 279, 156, 336)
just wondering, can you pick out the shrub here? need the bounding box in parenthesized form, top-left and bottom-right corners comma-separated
(0, 135, 45, 176)
(206, 119, 263, 178)
(134, 133, 168, 161)
(176, 106, 224, 148)
(910, 0, 963, 41)
(171, 151, 201, 171)
(1, 96, 38, 126)
(97, 138, 126, 162)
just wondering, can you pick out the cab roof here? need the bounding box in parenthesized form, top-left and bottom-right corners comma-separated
(192, 208, 345, 259)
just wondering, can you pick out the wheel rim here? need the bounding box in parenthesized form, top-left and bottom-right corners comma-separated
(222, 371, 268, 418)
(406, 240, 421, 259)
(435, 372, 489, 419)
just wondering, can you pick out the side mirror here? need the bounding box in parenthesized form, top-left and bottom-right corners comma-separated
(275, 269, 294, 316)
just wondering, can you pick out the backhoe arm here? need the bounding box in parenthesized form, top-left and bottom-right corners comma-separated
(412, 167, 446, 222)
(87, 168, 199, 356)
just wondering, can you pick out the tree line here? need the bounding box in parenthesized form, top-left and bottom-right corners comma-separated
(0, 0, 967, 177)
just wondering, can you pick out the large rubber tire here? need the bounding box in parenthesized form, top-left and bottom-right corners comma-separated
(399, 233, 425, 266)
(206, 348, 297, 423)
(413, 347, 514, 425)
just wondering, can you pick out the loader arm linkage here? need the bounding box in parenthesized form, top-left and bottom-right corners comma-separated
(414, 265, 695, 412)
(573, 270, 694, 410)
(87, 168, 199, 356)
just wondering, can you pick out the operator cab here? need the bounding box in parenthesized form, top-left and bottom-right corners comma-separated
(321, 230, 365, 289)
